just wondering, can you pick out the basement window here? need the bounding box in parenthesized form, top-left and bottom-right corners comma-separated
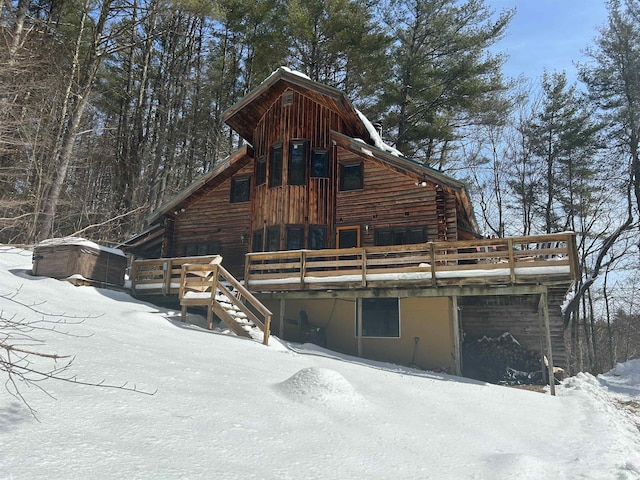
(339, 162, 363, 191)
(230, 176, 251, 203)
(360, 298, 400, 338)
(269, 143, 283, 188)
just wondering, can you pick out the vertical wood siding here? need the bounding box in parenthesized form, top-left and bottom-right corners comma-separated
(252, 90, 343, 248)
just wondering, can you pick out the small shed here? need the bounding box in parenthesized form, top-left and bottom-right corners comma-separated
(32, 237, 127, 286)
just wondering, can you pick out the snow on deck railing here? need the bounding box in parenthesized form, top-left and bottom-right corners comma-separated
(244, 232, 579, 291)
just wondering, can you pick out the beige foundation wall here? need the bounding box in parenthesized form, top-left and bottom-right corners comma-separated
(263, 296, 455, 372)
(361, 297, 454, 371)
(262, 298, 358, 355)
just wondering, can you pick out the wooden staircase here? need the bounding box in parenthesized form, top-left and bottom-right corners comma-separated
(178, 257, 272, 345)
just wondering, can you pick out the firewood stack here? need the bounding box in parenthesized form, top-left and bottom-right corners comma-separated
(462, 332, 542, 384)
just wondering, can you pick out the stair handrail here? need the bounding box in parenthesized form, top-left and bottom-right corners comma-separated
(216, 264, 272, 346)
(179, 260, 272, 346)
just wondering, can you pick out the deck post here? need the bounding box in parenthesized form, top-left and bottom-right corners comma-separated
(162, 259, 173, 295)
(507, 238, 515, 284)
(209, 265, 219, 330)
(361, 248, 367, 287)
(539, 291, 556, 396)
(300, 251, 306, 289)
(451, 296, 462, 376)
(357, 297, 363, 358)
(429, 243, 437, 287)
(130, 258, 138, 292)
(279, 298, 285, 339)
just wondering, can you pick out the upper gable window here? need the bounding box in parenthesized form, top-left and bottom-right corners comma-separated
(269, 143, 283, 188)
(282, 90, 294, 106)
(288, 140, 308, 185)
(230, 176, 251, 203)
(256, 155, 266, 186)
(339, 162, 363, 191)
(311, 149, 329, 178)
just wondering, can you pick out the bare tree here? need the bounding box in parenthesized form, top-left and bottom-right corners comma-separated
(1, 286, 155, 418)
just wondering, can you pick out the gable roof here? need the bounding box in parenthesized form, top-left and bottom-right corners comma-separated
(222, 67, 370, 146)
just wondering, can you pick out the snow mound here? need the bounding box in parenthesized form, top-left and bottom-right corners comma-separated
(277, 367, 364, 408)
(599, 359, 640, 398)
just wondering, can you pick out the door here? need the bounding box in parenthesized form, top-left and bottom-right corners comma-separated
(336, 226, 360, 249)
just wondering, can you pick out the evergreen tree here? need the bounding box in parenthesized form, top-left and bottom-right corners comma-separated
(376, 0, 513, 164)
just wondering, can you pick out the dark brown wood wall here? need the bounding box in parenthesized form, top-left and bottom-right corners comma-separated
(335, 150, 458, 246)
(251, 89, 344, 248)
(170, 163, 253, 278)
(460, 293, 567, 368)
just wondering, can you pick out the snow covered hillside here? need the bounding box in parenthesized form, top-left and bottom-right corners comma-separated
(1, 247, 639, 479)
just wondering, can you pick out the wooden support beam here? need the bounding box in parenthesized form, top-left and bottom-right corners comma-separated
(539, 290, 556, 396)
(279, 298, 285, 340)
(357, 297, 363, 358)
(452, 296, 462, 376)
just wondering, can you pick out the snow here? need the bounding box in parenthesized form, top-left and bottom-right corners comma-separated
(249, 265, 571, 286)
(37, 236, 125, 257)
(355, 109, 405, 157)
(1, 246, 640, 479)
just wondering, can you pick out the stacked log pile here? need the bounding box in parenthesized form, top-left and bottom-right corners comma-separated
(462, 332, 542, 384)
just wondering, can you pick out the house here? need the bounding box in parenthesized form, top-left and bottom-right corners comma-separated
(121, 67, 578, 386)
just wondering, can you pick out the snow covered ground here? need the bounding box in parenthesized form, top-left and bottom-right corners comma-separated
(1, 246, 639, 479)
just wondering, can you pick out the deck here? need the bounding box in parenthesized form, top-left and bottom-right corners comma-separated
(243, 233, 579, 292)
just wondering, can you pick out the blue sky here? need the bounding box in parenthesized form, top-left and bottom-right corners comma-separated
(486, 0, 609, 82)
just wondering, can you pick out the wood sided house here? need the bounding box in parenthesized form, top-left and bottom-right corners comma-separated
(121, 67, 578, 388)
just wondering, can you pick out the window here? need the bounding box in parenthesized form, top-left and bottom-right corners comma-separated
(266, 226, 280, 251)
(184, 240, 221, 257)
(269, 143, 283, 188)
(360, 298, 400, 337)
(230, 176, 251, 203)
(339, 162, 363, 191)
(309, 225, 327, 250)
(252, 230, 264, 252)
(311, 150, 329, 178)
(288, 140, 308, 185)
(256, 156, 266, 186)
(375, 227, 426, 246)
(286, 225, 304, 250)
(406, 227, 426, 244)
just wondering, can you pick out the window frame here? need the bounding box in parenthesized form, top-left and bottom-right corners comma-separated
(266, 226, 281, 252)
(286, 224, 305, 250)
(255, 155, 266, 186)
(288, 139, 308, 186)
(310, 149, 329, 178)
(358, 297, 400, 338)
(269, 142, 283, 188)
(339, 162, 363, 191)
(230, 175, 251, 203)
(308, 225, 327, 250)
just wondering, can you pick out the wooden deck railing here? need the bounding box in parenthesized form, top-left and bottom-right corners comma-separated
(130, 255, 219, 295)
(244, 233, 579, 291)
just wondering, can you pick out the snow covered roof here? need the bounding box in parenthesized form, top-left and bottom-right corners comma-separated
(36, 237, 125, 257)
